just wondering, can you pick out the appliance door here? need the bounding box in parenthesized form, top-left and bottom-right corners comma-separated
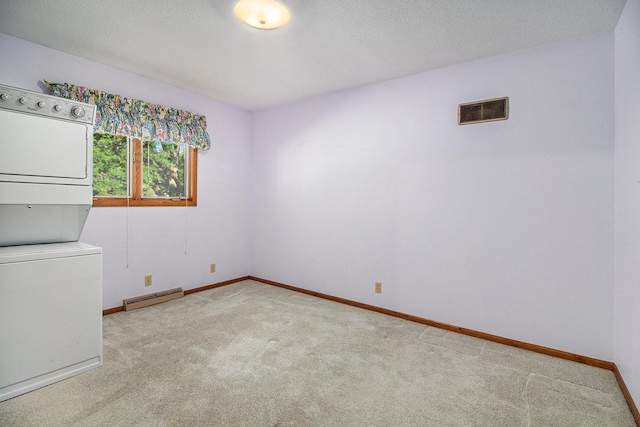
(0, 109, 92, 186)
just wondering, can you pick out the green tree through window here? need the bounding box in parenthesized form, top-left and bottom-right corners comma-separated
(142, 141, 185, 198)
(93, 133, 128, 197)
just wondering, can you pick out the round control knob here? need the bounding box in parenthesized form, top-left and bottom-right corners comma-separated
(71, 106, 86, 118)
(19, 97, 27, 105)
(0, 94, 8, 101)
(37, 101, 46, 108)
(53, 104, 62, 111)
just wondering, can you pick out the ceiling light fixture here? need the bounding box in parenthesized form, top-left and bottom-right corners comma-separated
(234, 0, 290, 30)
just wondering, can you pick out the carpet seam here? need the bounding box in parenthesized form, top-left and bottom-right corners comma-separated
(524, 373, 533, 427)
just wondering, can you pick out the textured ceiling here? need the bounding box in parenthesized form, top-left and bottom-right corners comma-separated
(0, 0, 627, 111)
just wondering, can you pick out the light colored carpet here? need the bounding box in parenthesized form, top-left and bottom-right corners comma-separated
(0, 280, 634, 426)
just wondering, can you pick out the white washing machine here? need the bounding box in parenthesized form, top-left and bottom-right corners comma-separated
(0, 242, 102, 402)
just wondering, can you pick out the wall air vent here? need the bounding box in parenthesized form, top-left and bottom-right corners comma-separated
(458, 97, 508, 125)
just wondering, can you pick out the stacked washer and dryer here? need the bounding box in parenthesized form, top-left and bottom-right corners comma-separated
(0, 84, 103, 402)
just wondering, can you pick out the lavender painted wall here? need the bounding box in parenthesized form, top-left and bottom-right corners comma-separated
(0, 33, 252, 310)
(0, 27, 624, 368)
(614, 0, 640, 406)
(251, 33, 615, 361)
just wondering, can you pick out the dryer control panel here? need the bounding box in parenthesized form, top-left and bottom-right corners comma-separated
(0, 84, 95, 125)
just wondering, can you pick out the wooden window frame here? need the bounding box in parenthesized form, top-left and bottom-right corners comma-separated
(93, 138, 198, 207)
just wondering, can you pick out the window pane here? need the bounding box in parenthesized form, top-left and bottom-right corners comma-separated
(141, 141, 186, 198)
(93, 133, 128, 196)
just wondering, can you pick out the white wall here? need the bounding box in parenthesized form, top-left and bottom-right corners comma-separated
(615, 0, 640, 406)
(0, 33, 253, 310)
(251, 33, 615, 361)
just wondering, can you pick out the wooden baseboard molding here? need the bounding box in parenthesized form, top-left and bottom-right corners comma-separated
(103, 306, 124, 315)
(102, 276, 251, 316)
(183, 276, 251, 295)
(249, 276, 613, 369)
(614, 364, 640, 426)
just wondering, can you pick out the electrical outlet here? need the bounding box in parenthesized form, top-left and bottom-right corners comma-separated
(375, 281, 382, 294)
(144, 275, 152, 286)
(210, 263, 216, 273)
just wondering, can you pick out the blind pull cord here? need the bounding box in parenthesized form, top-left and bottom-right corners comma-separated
(184, 192, 188, 256)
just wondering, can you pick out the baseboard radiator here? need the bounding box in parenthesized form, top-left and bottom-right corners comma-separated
(123, 287, 184, 311)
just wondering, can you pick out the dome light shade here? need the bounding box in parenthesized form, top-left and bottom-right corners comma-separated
(234, 0, 290, 30)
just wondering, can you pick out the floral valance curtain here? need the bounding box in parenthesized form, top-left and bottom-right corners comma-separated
(46, 81, 211, 150)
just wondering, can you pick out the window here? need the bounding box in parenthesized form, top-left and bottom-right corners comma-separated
(92, 133, 197, 207)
